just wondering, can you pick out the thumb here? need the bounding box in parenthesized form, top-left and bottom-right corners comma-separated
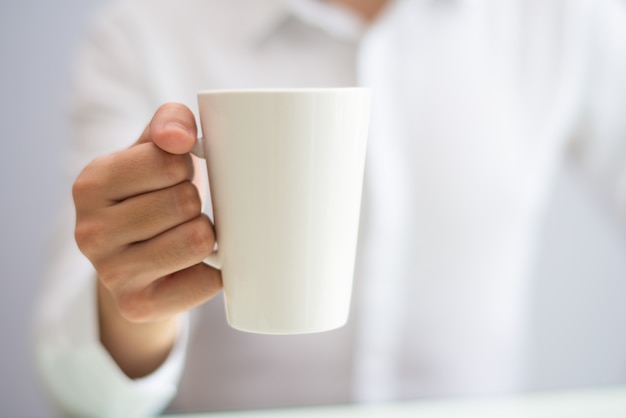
(136, 103, 198, 155)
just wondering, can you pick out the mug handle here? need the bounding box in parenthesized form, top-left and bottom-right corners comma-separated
(190, 137, 223, 271)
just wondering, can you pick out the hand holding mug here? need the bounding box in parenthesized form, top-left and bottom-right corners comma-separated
(74, 104, 222, 323)
(75, 88, 371, 347)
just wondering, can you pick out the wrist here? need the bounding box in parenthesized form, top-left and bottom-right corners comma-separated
(97, 280, 180, 378)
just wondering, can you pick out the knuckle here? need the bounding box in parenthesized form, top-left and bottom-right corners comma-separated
(71, 177, 88, 201)
(174, 182, 201, 218)
(72, 164, 103, 201)
(74, 219, 108, 255)
(115, 290, 153, 323)
(186, 217, 215, 257)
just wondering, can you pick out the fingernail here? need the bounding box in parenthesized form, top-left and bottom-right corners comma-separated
(165, 122, 192, 135)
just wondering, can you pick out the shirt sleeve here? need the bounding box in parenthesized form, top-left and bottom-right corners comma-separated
(33, 218, 190, 418)
(33, 1, 190, 416)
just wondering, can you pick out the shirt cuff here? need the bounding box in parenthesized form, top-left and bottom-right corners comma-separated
(36, 263, 189, 418)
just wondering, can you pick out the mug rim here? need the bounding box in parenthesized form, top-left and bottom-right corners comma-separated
(197, 87, 370, 96)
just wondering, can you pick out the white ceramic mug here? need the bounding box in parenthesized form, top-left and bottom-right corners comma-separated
(191, 88, 371, 334)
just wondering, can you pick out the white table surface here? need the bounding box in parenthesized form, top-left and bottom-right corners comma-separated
(165, 386, 626, 418)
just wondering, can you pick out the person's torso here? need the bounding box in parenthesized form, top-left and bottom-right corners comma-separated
(109, 0, 592, 412)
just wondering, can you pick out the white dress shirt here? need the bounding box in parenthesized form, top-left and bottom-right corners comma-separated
(35, 0, 626, 416)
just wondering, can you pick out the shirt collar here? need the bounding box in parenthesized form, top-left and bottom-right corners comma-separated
(242, 0, 364, 44)
(287, 0, 367, 41)
(245, 0, 472, 45)
(241, 0, 292, 45)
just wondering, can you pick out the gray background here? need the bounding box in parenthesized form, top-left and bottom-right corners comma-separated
(1, 1, 625, 417)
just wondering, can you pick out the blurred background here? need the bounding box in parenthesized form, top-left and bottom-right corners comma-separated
(1, 1, 625, 417)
